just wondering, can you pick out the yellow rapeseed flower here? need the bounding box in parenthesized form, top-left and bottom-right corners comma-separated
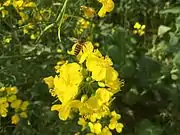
(133, 22, 146, 36)
(51, 100, 81, 120)
(6, 86, 18, 95)
(53, 63, 83, 104)
(43, 76, 54, 89)
(0, 97, 9, 117)
(88, 122, 102, 134)
(20, 111, 28, 118)
(78, 117, 87, 131)
(11, 114, 20, 124)
(99, 126, 112, 135)
(97, 0, 114, 17)
(116, 123, 124, 133)
(7, 95, 17, 102)
(20, 101, 29, 111)
(11, 99, 22, 110)
(95, 88, 113, 104)
(81, 6, 96, 18)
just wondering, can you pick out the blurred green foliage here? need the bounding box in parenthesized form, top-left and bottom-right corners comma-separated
(1, 0, 180, 135)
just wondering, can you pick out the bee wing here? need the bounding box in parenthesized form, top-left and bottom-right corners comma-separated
(68, 37, 78, 43)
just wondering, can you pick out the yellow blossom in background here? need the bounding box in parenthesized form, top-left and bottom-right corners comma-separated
(0, 86, 29, 124)
(78, 118, 87, 131)
(20, 101, 29, 111)
(7, 95, 17, 102)
(88, 122, 102, 134)
(20, 111, 28, 118)
(116, 123, 124, 133)
(6, 86, 18, 95)
(0, 97, 9, 117)
(1, 9, 8, 17)
(0, 87, 5, 92)
(81, 6, 96, 18)
(74, 18, 90, 35)
(97, 0, 115, 17)
(11, 99, 22, 110)
(99, 126, 112, 135)
(133, 22, 146, 36)
(11, 114, 20, 125)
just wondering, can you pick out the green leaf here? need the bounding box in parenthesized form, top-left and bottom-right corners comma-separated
(169, 32, 179, 46)
(135, 119, 163, 135)
(107, 45, 121, 63)
(160, 7, 180, 14)
(158, 25, 171, 37)
(174, 51, 180, 66)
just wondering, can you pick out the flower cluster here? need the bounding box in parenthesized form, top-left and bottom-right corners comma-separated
(44, 41, 124, 134)
(0, 0, 36, 23)
(74, 18, 91, 36)
(0, 86, 29, 125)
(0, 0, 53, 40)
(133, 22, 146, 36)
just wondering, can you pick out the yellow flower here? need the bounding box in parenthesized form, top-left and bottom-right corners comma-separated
(98, 82, 105, 87)
(95, 88, 113, 104)
(18, 12, 29, 23)
(13, 0, 24, 9)
(88, 122, 102, 134)
(51, 100, 81, 120)
(3, 0, 11, 6)
(0, 97, 9, 117)
(6, 87, 18, 95)
(53, 62, 83, 104)
(1, 9, 8, 17)
(81, 6, 96, 18)
(43, 76, 54, 89)
(133, 22, 146, 36)
(0, 87, 5, 92)
(0, 97, 7, 103)
(24, 2, 36, 8)
(134, 22, 141, 29)
(108, 118, 118, 130)
(116, 123, 124, 133)
(86, 96, 102, 111)
(11, 114, 20, 124)
(86, 54, 113, 82)
(78, 117, 87, 131)
(74, 18, 90, 35)
(7, 95, 17, 102)
(111, 110, 121, 120)
(97, 0, 114, 17)
(11, 99, 22, 110)
(99, 126, 112, 135)
(30, 34, 36, 40)
(20, 111, 28, 118)
(20, 101, 29, 111)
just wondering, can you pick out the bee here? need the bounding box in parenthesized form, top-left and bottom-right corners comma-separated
(68, 37, 86, 56)
(74, 40, 85, 56)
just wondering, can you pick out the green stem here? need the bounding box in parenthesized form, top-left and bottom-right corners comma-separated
(55, 0, 69, 23)
(57, 0, 69, 42)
